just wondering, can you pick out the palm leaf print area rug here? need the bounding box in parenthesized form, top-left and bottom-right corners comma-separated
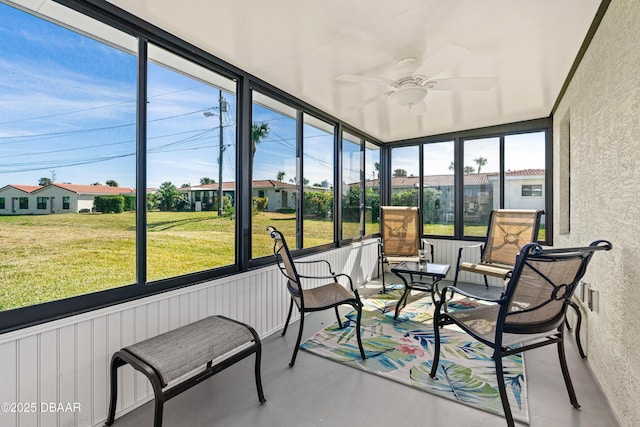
(300, 288, 530, 424)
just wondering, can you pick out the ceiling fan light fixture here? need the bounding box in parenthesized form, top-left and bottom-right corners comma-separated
(390, 86, 428, 107)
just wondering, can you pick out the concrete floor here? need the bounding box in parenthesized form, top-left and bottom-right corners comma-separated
(110, 276, 620, 427)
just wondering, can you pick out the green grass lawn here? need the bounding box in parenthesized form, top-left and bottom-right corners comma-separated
(0, 211, 338, 310)
(0, 212, 544, 311)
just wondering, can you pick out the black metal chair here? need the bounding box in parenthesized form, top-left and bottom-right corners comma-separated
(453, 209, 544, 289)
(429, 240, 612, 427)
(267, 226, 366, 367)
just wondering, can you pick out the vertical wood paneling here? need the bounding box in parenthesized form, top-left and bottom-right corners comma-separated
(106, 313, 121, 414)
(39, 330, 58, 427)
(58, 325, 75, 426)
(0, 341, 18, 427)
(119, 310, 135, 410)
(76, 321, 93, 427)
(133, 307, 148, 403)
(18, 336, 38, 427)
(91, 318, 107, 426)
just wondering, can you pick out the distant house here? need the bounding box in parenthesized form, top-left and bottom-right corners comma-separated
(0, 183, 135, 215)
(363, 169, 545, 224)
(0, 184, 42, 214)
(178, 180, 329, 212)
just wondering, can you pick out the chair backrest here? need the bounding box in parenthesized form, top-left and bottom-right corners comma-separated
(482, 209, 543, 266)
(380, 206, 420, 257)
(267, 226, 303, 300)
(500, 240, 612, 335)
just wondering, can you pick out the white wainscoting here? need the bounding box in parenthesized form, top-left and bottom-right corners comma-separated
(0, 239, 379, 427)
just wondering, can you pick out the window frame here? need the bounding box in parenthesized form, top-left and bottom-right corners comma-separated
(383, 118, 552, 245)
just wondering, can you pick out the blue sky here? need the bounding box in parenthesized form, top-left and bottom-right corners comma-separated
(0, 3, 336, 190)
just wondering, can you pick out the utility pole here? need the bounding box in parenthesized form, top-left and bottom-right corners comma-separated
(205, 91, 228, 217)
(218, 89, 224, 217)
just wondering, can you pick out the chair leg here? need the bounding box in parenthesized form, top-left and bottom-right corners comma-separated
(289, 311, 305, 367)
(429, 301, 444, 379)
(354, 304, 366, 360)
(381, 260, 387, 293)
(335, 306, 343, 328)
(569, 302, 587, 359)
(483, 274, 489, 288)
(282, 297, 294, 337)
(495, 355, 515, 427)
(557, 334, 581, 408)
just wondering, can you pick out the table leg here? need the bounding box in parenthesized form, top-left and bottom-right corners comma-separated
(393, 273, 411, 320)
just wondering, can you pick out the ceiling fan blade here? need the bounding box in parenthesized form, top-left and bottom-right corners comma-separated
(408, 100, 427, 116)
(345, 92, 388, 110)
(415, 45, 471, 79)
(426, 77, 498, 91)
(336, 74, 390, 85)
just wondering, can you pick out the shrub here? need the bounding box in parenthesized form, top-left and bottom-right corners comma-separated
(252, 197, 268, 212)
(123, 194, 136, 211)
(94, 195, 124, 213)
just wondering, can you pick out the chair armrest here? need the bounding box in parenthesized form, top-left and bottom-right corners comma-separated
(439, 285, 504, 305)
(421, 238, 435, 263)
(454, 242, 484, 270)
(297, 272, 356, 291)
(293, 259, 334, 275)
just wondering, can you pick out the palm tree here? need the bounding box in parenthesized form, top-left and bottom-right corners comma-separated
(474, 157, 488, 174)
(105, 179, 119, 187)
(276, 171, 285, 181)
(200, 177, 215, 185)
(448, 161, 455, 171)
(464, 166, 475, 174)
(38, 177, 52, 186)
(252, 121, 270, 156)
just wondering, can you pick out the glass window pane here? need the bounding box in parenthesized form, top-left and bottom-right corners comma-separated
(505, 131, 546, 240)
(463, 137, 500, 236)
(423, 141, 455, 236)
(303, 114, 334, 248)
(342, 133, 361, 240)
(147, 44, 237, 281)
(251, 92, 298, 257)
(364, 142, 381, 236)
(391, 146, 419, 207)
(0, 4, 137, 310)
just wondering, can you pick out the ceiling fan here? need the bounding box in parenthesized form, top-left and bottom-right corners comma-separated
(337, 46, 497, 115)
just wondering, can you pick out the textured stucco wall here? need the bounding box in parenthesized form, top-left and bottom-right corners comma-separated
(553, 0, 640, 425)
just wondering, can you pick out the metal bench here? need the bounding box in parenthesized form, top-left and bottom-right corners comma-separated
(106, 315, 266, 427)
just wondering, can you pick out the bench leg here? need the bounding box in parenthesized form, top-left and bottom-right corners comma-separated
(254, 341, 267, 403)
(153, 399, 164, 427)
(106, 354, 125, 426)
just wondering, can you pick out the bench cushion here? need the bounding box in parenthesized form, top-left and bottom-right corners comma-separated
(124, 315, 254, 385)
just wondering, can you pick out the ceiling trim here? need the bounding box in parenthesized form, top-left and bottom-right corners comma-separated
(552, 0, 611, 114)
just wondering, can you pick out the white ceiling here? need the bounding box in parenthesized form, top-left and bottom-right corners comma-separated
(104, 0, 602, 142)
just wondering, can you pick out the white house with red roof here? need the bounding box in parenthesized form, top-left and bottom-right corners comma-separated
(178, 180, 302, 212)
(0, 183, 135, 215)
(0, 184, 42, 214)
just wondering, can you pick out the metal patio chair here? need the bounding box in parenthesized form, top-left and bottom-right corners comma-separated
(267, 226, 366, 367)
(453, 209, 543, 288)
(429, 240, 612, 427)
(378, 206, 434, 292)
